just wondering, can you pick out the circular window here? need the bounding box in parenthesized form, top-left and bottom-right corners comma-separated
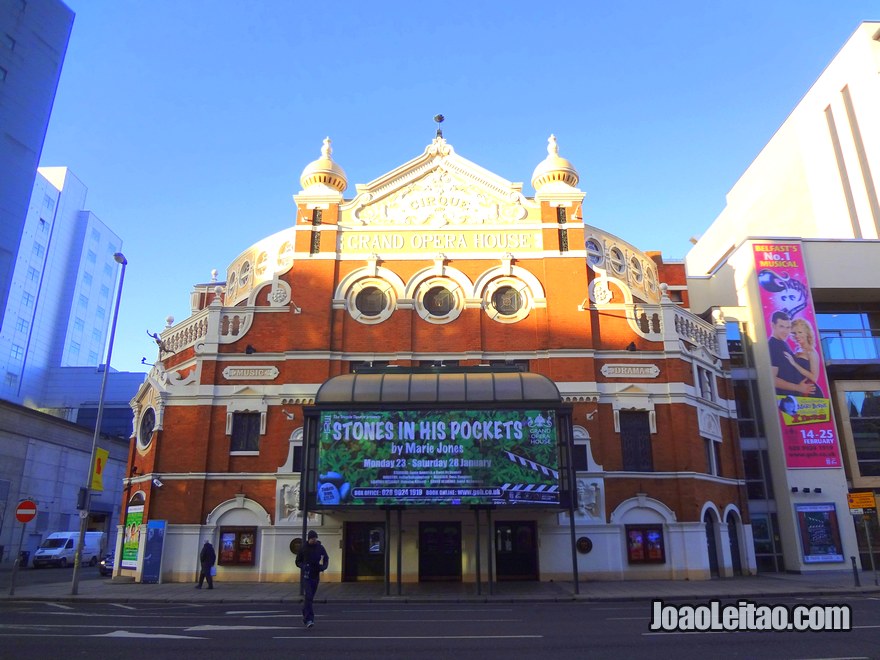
(138, 407, 156, 450)
(255, 252, 268, 277)
(277, 241, 294, 269)
(483, 277, 533, 324)
(239, 261, 251, 287)
(586, 238, 604, 267)
(424, 286, 454, 315)
(608, 247, 625, 274)
(630, 257, 643, 283)
(227, 272, 237, 298)
(646, 267, 657, 292)
(355, 286, 388, 317)
(492, 286, 523, 315)
(415, 278, 464, 323)
(346, 277, 396, 324)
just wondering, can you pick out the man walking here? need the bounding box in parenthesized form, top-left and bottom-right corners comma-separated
(196, 539, 216, 589)
(296, 530, 329, 628)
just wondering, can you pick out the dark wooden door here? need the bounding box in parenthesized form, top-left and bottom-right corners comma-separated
(495, 521, 538, 581)
(343, 522, 385, 582)
(419, 522, 462, 582)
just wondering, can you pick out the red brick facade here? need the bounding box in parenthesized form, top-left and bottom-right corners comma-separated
(121, 136, 753, 582)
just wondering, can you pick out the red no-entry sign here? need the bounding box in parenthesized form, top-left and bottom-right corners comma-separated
(15, 499, 37, 523)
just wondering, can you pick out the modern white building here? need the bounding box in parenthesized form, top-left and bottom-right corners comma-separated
(0, 166, 144, 564)
(0, 0, 73, 338)
(0, 167, 125, 404)
(687, 22, 880, 573)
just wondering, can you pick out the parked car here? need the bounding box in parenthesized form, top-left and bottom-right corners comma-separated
(98, 553, 114, 577)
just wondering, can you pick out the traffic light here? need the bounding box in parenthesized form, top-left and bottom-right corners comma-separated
(76, 487, 88, 510)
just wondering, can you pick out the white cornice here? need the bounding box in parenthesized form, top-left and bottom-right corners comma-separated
(603, 471, 745, 486)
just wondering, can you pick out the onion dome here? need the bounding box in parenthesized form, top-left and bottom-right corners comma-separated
(531, 134, 579, 191)
(299, 137, 347, 192)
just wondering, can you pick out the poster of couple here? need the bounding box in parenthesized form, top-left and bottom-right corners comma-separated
(753, 242, 841, 469)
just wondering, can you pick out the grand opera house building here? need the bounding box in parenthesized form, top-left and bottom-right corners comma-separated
(120, 131, 753, 585)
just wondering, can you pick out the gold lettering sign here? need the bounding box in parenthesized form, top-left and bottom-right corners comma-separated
(339, 230, 541, 255)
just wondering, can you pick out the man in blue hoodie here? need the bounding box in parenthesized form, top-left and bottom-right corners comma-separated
(295, 530, 329, 628)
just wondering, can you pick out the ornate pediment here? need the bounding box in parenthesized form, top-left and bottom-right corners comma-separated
(344, 138, 536, 228)
(353, 167, 529, 226)
(697, 404, 722, 441)
(614, 384, 651, 395)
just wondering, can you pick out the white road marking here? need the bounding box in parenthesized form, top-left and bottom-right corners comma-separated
(187, 625, 293, 631)
(244, 615, 520, 622)
(226, 610, 287, 615)
(587, 606, 649, 611)
(341, 608, 512, 613)
(643, 631, 732, 636)
(108, 603, 136, 610)
(45, 603, 72, 610)
(242, 614, 297, 619)
(0, 624, 205, 630)
(96, 630, 206, 639)
(274, 635, 543, 640)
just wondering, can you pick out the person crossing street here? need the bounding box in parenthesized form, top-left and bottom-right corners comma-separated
(295, 530, 329, 628)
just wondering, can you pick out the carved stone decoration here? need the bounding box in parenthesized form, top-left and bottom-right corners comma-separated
(278, 480, 321, 525)
(697, 405, 722, 442)
(589, 277, 613, 306)
(268, 278, 291, 307)
(157, 363, 199, 389)
(354, 168, 527, 226)
(576, 480, 602, 519)
(281, 482, 300, 517)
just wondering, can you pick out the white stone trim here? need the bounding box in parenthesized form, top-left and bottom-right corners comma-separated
(610, 493, 677, 523)
(205, 494, 271, 526)
(405, 266, 472, 324)
(346, 276, 399, 324)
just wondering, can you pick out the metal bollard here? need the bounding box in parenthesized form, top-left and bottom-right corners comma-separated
(851, 556, 861, 587)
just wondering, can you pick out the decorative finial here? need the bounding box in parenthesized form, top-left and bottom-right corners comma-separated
(321, 137, 332, 158)
(547, 134, 559, 156)
(210, 268, 218, 282)
(434, 114, 445, 138)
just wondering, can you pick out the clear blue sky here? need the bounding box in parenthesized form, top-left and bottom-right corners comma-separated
(40, 1, 878, 374)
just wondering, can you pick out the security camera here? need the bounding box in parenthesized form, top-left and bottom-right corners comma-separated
(152, 478, 164, 488)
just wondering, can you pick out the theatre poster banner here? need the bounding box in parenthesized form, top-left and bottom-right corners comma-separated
(121, 505, 143, 569)
(316, 409, 560, 507)
(752, 242, 842, 469)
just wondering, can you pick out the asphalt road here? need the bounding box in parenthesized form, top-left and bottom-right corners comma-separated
(1, 563, 105, 592)
(1, 595, 878, 659)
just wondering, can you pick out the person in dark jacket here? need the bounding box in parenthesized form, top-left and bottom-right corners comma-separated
(295, 530, 329, 628)
(196, 540, 216, 589)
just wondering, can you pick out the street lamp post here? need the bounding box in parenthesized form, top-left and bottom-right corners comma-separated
(71, 252, 127, 595)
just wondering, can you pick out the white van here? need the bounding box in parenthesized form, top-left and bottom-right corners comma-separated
(32, 531, 105, 568)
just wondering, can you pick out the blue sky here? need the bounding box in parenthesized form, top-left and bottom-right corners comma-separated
(40, 1, 878, 374)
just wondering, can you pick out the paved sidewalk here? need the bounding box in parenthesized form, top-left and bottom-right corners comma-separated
(2, 569, 879, 604)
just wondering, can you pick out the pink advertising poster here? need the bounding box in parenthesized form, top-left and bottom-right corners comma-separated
(753, 242, 842, 469)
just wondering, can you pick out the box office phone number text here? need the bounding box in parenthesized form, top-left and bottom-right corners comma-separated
(353, 487, 503, 498)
